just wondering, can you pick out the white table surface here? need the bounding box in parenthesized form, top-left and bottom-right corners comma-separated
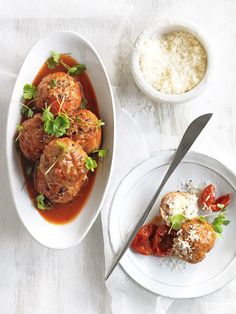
(1, 0, 236, 313)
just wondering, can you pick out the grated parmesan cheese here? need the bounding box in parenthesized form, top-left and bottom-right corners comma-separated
(139, 31, 207, 94)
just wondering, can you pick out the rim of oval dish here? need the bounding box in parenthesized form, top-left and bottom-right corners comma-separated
(131, 19, 214, 104)
(108, 150, 236, 298)
(6, 31, 116, 249)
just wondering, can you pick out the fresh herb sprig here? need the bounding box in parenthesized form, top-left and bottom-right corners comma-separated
(36, 194, 46, 210)
(85, 157, 97, 172)
(46, 51, 61, 69)
(94, 148, 108, 158)
(20, 103, 35, 118)
(68, 64, 86, 75)
(46, 51, 86, 76)
(15, 124, 24, 141)
(80, 98, 88, 109)
(212, 211, 230, 234)
(23, 84, 37, 99)
(169, 214, 186, 231)
(199, 207, 230, 235)
(42, 106, 70, 137)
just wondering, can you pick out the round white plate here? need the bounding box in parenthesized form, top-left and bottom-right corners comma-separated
(109, 151, 236, 298)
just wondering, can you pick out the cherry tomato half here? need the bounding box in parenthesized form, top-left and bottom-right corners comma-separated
(131, 224, 157, 255)
(151, 225, 177, 257)
(199, 184, 216, 208)
(211, 194, 231, 212)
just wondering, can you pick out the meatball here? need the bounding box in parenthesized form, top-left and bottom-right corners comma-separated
(160, 192, 199, 225)
(35, 72, 82, 114)
(19, 113, 53, 161)
(67, 109, 102, 154)
(173, 218, 216, 263)
(34, 138, 88, 203)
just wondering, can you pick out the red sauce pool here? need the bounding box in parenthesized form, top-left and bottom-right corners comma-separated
(20, 54, 99, 224)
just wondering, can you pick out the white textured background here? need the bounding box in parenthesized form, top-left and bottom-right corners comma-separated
(0, 0, 236, 313)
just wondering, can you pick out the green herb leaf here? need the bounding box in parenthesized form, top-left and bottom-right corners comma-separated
(68, 64, 86, 76)
(36, 194, 46, 210)
(85, 157, 97, 172)
(95, 148, 108, 158)
(50, 79, 57, 88)
(169, 214, 185, 231)
(97, 119, 105, 127)
(15, 124, 24, 142)
(16, 124, 24, 132)
(42, 106, 69, 137)
(42, 106, 54, 134)
(56, 140, 70, 153)
(46, 51, 61, 69)
(198, 216, 207, 222)
(26, 166, 33, 176)
(80, 98, 88, 109)
(53, 115, 70, 137)
(23, 84, 37, 99)
(212, 213, 230, 234)
(20, 104, 34, 118)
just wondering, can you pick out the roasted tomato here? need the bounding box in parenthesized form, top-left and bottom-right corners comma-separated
(211, 194, 231, 212)
(199, 184, 216, 208)
(131, 224, 156, 255)
(151, 225, 177, 257)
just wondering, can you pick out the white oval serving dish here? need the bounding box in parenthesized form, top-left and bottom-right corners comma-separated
(6, 31, 116, 249)
(131, 19, 214, 104)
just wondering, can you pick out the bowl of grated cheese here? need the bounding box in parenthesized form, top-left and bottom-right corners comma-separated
(131, 19, 213, 104)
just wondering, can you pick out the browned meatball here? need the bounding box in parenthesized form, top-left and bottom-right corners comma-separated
(160, 192, 199, 225)
(67, 109, 102, 154)
(35, 72, 82, 115)
(173, 218, 216, 264)
(19, 114, 53, 161)
(34, 138, 88, 203)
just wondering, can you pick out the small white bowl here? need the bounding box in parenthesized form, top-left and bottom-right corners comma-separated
(131, 19, 214, 104)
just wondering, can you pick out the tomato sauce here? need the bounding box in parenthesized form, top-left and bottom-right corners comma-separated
(20, 54, 99, 224)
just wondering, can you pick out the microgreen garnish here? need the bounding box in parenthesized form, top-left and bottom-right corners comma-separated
(23, 84, 37, 99)
(97, 119, 105, 127)
(212, 212, 230, 234)
(94, 148, 108, 158)
(80, 98, 88, 109)
(42, 106, 70, 137)
(46, 51, 61, 69)
(20, 103, 34, 118)
(198, 216, 207, 222)
(85, 157, 97, 172)
(68, 64, 86, 75)
(169, 214, 185, 231)
(50, 79, 57, 88)
(56, 140, 70, 153)
(46, 51, 86, 76)
(15, 124, 24, 141)
(217, 203, 225, 210)
(16, 124, 24, 132)
(26, 166, 33, 176)
(36, 194, 46, 210)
